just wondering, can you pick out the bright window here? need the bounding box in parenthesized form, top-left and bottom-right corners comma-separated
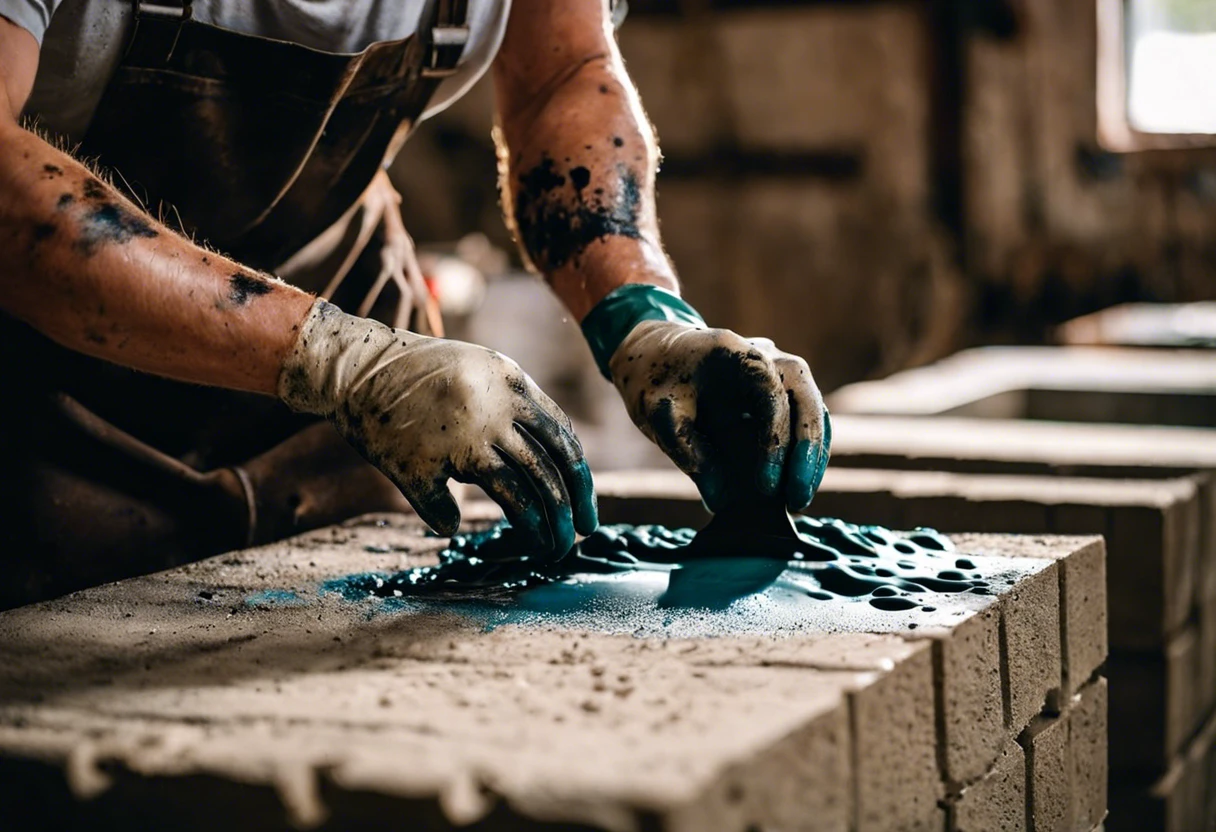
(1126, 0, 1216, 134)
(1098, 0, 1216, 149)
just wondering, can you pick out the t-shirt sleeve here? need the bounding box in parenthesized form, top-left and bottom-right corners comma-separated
(0, 0, 60, 44)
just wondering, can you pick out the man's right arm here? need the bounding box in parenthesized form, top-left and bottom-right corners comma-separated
(0, 15, 598, 555)
(0, 16, 316, 395)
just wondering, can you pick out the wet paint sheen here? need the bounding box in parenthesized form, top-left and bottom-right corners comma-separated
(317, 519, 1037, 637)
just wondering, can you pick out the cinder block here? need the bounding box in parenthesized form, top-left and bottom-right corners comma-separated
(827, 416, 1209, 650)
(1071, 678, 1109, 832)
(1057, 302, 1216, 350)
(0, 514, 1107, 831)
(1044, 511, 1109, 694)
(1199, 589, 1216, 730)
(850, 643, 943, 832)
(1020, 713, 1072, 832)
(827, 347, 1216, 427)
(1107, 707, 1216, 832)
(951, 533, 1107, 701)
(1001, 558, 1063, 731)
(1107, 626, 1200, 772)
(948, 742, 1026, 832)
(1108, 492, 1199, 646)
(936, 607, 1005, 785)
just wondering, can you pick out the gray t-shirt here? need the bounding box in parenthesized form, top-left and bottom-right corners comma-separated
(6, 0, 510, 141)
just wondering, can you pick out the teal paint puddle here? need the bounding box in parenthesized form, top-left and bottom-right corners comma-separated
(314, 518, 1038, 637)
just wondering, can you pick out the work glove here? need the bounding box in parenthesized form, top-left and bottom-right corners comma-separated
(279, 300, 598, 558)
(582, 284, 830, 514)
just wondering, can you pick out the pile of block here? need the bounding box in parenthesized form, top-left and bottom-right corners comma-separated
(0, 514, 1105, 832)
(825, 344, 1216, 830)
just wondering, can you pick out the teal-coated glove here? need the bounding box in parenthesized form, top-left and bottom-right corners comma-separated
(582, 284, 831, 514)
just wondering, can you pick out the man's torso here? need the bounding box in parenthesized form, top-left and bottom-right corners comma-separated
(11, 0, 510, 141)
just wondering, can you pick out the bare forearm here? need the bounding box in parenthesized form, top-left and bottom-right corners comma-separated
(494, 11, 677, 321)
(0, 121, 314, 394)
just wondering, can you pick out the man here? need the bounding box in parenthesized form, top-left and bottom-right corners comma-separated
(0, 0, 830, 606)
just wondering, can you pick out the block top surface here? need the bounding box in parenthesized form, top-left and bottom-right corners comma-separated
(0, 516, 1091, 829)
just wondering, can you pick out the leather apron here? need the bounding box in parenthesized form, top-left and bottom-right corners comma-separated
(0, 0, 470, 609)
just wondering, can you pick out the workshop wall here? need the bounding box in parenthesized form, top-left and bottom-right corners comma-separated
(390, 0, 1216, 392)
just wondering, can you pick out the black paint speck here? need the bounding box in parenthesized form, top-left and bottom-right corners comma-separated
(599, 85, 609, 94)
(56, 193, 74, 210)
(42, 164, 62, 176)
(612, 136, 624, 147)
(227, 273, 274, 306)
(81, 178, 106, 200)
(569, 166, 591, 193)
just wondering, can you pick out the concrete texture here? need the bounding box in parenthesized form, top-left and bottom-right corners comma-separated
(1106, 626, 1202, 772)
(1021, 713, 1071, 832)
(949, 742, 1026, 832)
(1070, 678, 1109, 832)
(937, 607, 1004, 785)
(0, 514, 1105, 831)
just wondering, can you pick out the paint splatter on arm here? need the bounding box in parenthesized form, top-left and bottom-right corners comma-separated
(493, 0, 680, 321)
(0, 119, 314, 395)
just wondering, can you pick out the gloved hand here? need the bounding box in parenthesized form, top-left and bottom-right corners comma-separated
(279, 300, 598, 558)
(583, 285, 830, 514)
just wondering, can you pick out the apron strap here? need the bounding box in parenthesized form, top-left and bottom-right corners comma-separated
(422, 0, 471, 79)
(127, 1, 193, 63)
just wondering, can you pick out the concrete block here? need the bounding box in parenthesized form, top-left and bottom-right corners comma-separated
(1042, 513, 1109, 695)
(1001, 557, 1063, 732)
(827, 347, 1216, 428)
(1107, 707, 1216, 832)
(827, 414, 1216, 480)
(937, 607, 1005, 786)
(828, 416, 1211, 650)
(948, 742, 1026, 832)
(1070, 678, 1109, 832)
(1199, 588, 1216, 728)
(600, 470, 1112, 677)
(850, 642, 943, 832)
(1057, 302, 1216, 350)
(0, 517, 1105, 831)
(1107, 626, 1199, 772)
(1107, 490, 1198, 648)
(1020, 713, 1072, 832)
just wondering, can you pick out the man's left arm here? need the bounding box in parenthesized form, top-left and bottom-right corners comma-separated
(493, 0, 830, 514)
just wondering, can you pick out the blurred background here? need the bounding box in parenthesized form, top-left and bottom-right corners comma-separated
(390, 0, 1216, 470)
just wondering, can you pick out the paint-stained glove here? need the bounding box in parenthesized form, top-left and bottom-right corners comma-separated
(279, 300, 598, 558)
(582, 285, 830, 514)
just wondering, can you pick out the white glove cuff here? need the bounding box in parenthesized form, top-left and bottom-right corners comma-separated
(277, 299, 420, 416)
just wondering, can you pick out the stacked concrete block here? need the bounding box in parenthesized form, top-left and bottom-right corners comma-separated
(600, 467, 1212, 803)
(1058, 302, 1216, 350)
(0, 515, 1105, 831)
(826, 347, 1216, 827)
(827, 346, 1216, 427)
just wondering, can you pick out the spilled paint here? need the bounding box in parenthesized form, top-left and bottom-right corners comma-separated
(315, 518, 1040, 637)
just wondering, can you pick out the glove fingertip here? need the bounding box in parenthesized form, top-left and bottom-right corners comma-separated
(411, 487, 462, 538)
(572, 462, 600, 536)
